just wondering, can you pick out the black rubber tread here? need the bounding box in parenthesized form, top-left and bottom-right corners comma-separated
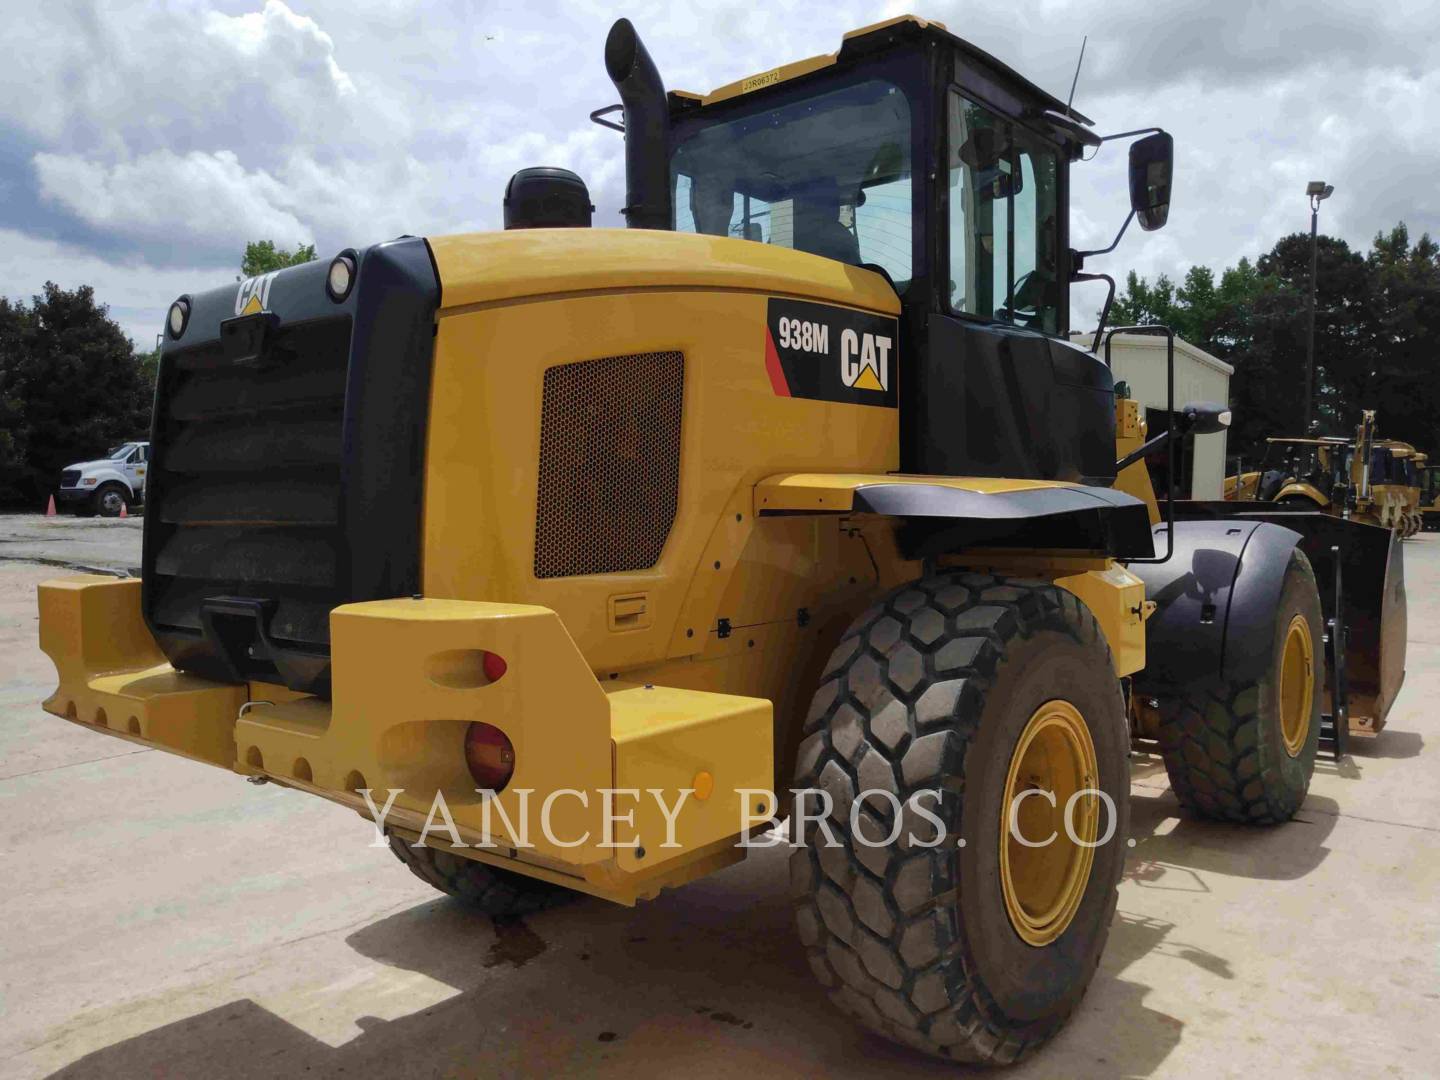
(93, 482, 128, 518)
(387, 833, 575, 916)
(790, 571, 1127, 1066)
(1154, 549, 1322, 824)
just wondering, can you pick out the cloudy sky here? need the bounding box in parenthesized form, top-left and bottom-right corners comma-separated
(3, 0, 1438, 345)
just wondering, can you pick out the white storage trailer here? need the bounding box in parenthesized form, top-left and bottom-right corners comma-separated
(1073, 331, 1233, 499)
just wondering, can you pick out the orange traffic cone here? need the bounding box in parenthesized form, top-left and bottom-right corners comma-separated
(119, 500, 128, 519)
(45, 494, 56, 517)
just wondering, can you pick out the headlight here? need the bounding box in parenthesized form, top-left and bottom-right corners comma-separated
(81, 477, 98, 486)
(167, 297, 190, 339)
(326, 253, 356, 303)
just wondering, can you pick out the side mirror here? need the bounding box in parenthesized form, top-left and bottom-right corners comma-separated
(979, 165, 1023, 202)
(1128, 132, 1173, 231)
(1180, 400, 1230, 436)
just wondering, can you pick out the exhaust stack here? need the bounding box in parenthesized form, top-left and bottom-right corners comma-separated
(605, 18, 671, 230)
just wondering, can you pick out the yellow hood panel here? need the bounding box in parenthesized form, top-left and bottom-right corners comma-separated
(426, 228, 901, 315)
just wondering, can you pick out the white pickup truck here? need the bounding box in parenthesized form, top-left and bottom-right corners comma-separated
(56, 441, 149, 517)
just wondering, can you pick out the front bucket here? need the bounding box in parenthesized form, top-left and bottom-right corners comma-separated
(1284, 518, 1406, 734)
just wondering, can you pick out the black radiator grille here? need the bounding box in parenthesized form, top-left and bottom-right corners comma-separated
(146, 317, 351, 657)
(60, 469, 80, 487)
(140, 238, 439, 697)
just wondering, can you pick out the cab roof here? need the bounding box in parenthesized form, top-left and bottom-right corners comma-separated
(671, 14, 1092, 125)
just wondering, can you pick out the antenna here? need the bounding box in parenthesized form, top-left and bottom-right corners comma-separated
(1065, 35, 1088, 116)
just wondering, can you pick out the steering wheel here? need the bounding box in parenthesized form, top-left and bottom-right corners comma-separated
(996, 270, 1042, 325)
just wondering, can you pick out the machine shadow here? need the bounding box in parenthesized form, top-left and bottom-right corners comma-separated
(1125, 785, 1340, 886)
(46, 845, 1185, 1080)
(1348, 729, 1423, 760)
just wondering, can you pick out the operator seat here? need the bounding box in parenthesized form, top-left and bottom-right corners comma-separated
(793, 182, 860, 266)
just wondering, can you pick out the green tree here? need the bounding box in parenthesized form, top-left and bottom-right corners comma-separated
(0, 298, 26, 476)
(1101, 230, 1420, 462)
(1109, 270, 1182, 332)
(1363, 223, 1440, 451)
(1247, 232, 1377, 442)
(240, 240, 317, 279)
(1109, 262, 1263, 359)
(0, 283, 153, 505)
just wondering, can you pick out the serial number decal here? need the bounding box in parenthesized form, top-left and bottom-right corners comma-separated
(764, 298, 898, 408)
(741, 70, 783, 94)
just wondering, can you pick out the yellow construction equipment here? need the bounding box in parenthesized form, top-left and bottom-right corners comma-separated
(37, 15, 1406, 1065)
(1420, 456, 1440, 531)
(1372, 441, 1421, 537)
(1225, 411, 1427, 537)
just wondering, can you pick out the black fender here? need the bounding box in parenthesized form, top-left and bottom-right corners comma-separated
(1128, 518, 1305, 692)
(855, 483, 1155, 559)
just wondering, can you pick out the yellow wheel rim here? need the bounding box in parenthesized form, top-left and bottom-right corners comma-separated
(999, 701, 1098, 947)
(1279, 615, 1314, 757)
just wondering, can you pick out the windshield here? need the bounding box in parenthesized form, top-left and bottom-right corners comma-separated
(107, 444, 137, 460)
(671, 79, 913, 287)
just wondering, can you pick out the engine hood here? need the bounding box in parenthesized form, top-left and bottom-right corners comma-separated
(426, 228, 901, 316)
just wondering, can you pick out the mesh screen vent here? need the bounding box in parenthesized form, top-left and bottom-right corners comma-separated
(535, 351, 684, 578)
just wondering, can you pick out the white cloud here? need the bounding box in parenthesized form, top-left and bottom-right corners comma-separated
(0, 229, 231, 347)
(204, 0, 357, 97)
(33, 149, 312, 253)
(0, 0, 371, 161)
(3, 0, 1440, 336)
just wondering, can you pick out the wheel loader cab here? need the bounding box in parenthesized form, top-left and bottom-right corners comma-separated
(665, 16, 1119, 485)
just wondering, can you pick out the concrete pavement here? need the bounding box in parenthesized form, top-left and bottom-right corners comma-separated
(1, 512, 1436, 1077)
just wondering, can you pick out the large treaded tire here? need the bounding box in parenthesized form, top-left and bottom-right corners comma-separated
(790, 572, 1130, 1065)
(387, 833, 575, 916)
(1155, 548, 1323, 824)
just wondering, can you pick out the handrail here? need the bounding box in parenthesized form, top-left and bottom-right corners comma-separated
(1108, 324, 1175, 564)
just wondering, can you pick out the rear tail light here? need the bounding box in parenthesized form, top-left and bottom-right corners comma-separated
(482, 651, 507, 683)
(465, 722, 515, 792)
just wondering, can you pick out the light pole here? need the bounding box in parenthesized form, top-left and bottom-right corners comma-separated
(1303, 180, 1334, 436)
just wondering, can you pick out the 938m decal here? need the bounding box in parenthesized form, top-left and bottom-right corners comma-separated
(765, 298, 898, 408)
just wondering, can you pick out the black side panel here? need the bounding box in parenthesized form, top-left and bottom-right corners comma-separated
(1128, 519, 1302, 693)
(905, 315, 1116, 484)
(340, 239, 441, 605)
(852, 482, 1154, 558)
(143, 237, 439, 696)
(1174, 502, 1407, 728)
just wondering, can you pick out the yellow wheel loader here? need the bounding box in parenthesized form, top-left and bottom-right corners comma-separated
(1371, 444, 1411, 536)
(1365, 440, 1416, 535)
(1420, 458, 1440, 532)
(1391, 445, 1422, 538)
(37, 15, 1407, 1065)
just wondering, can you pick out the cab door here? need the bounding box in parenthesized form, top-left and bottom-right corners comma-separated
(907, 89, 1115, 484)
(124, 446, 146, 496)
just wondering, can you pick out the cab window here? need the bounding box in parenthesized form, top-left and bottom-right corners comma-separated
(947, 92, 1060, 334)
(672, 79, 914, 288)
